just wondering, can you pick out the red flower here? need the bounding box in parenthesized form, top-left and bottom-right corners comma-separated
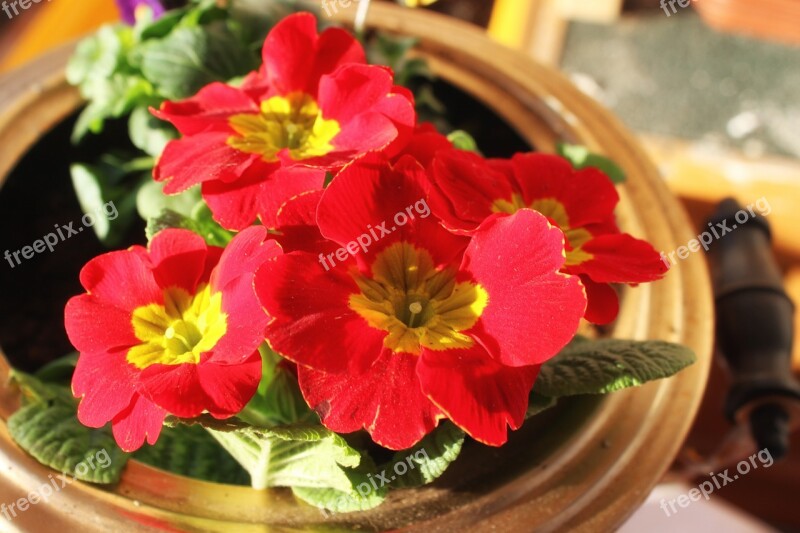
(152, 12, 415, 230)
(65, 228, 279, 451)
(255, 154, 586, 449)
(427, 150, 668, 324)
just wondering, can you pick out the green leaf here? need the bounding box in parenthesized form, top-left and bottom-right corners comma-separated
(7, 372, 129, 484)
(66, 25, 130, 87)
(525, 393, 557, 419)
(146, 205, 233, 247)
(447, 130, 481, 154)
(135, 7, 188, 41)
(136, 180, 201, 221)
(133, 423, 249, 485)
(139, 23, 258, 100)
(129, 106, 178, 157)
(72, 75, 158, 142)
(34, 353, 78, 385)
(291, 453, 387, 514)
(384, 422, 464, 489)
(534, 339, 697, 397)
(556, 143, 626, 184)
(238, 346, 315, 427)
(70, 163, 138, 247)
(206, 424, 364, 493)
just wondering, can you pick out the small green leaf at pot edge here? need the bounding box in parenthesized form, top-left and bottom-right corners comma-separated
(7, 371, 129, 484)
(534, 339, 697, 398)
(556, 143, 626, 184)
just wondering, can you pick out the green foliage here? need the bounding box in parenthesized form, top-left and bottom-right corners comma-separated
(447, 130, 481, 153)
(383, 422, 465, 489)
(534, 338, 697, 398)
(145, 203, 233, 247)
(7, 372, 128, 484)
(69, 162, 140, 247)
(556, 143, 627, 184)
(133, 423, 250, 485)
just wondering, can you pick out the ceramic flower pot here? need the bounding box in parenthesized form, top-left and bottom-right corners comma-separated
(0, 4, 713, 531)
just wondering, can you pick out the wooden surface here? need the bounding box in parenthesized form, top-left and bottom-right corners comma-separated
(0, 4, 713, 532)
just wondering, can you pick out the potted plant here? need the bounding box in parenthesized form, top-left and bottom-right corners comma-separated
(0, 1, 712, 531)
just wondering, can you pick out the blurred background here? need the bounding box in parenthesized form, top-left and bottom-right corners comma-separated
(0, 0, 797, 530)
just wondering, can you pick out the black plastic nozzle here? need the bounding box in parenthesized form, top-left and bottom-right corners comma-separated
(706, 198, 800, 460)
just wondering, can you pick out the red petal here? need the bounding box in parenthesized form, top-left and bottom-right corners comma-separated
(139, 351, 262, 419)
(148, 229, 210, 293)
(506, 153, 619, 228)
(73, 349, 138, 428)
(572, 233, 669, 283)
(209, 227, 280, 360)
(298, 351, 443, 450)
(257, 166, 326, 228)
(580, 276, 620, 325)
(418, 346, 538, 446)
(318, 154, 468, 267)
(261, 13, 365, 94)
(461, 209, 586, 367)
(255, 252, 385, 374)
(272, 190, 334, 254)
(77, 247, 161, 311)
(65, 296, 139, 355)
(390, 122, 452, 168)
(111, 393, 167, 452)
(155, 133, 260, 195)
(429, 149, 514, 232)
(151, 82, 257, 136)
(200, 164, 275, 231)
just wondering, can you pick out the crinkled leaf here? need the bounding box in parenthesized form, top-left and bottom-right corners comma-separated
(556, 143, 626, 184)
(129, 106, 178, 157)
(66, 25, 131, 87)
(72, 75, 158, 142)
(534, 339, 697, 397)
(34, 352, 78, 385)
(146, 206, 233, 247)
(138, 22, 258, 100)
(136, 180, 201, 221)
(133, 423, 249, 485)
(7, 372, 128, 484)
(525, 393, 557, 419)
(384, 422, 464, 489)
(206, 424, 363, 492)
(70, 163, 138, 247)
(291, 453, 387, 514)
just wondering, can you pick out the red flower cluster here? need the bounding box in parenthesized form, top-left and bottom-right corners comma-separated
(152, 13, 414, 230)
(66, 13, 666, 452)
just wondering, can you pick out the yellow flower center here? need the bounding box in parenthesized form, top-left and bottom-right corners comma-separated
(349, 242, 488, 355)
(127, 284, 227, 369)
(492, 194, 593, 266)
(227, 92, 340, 162)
